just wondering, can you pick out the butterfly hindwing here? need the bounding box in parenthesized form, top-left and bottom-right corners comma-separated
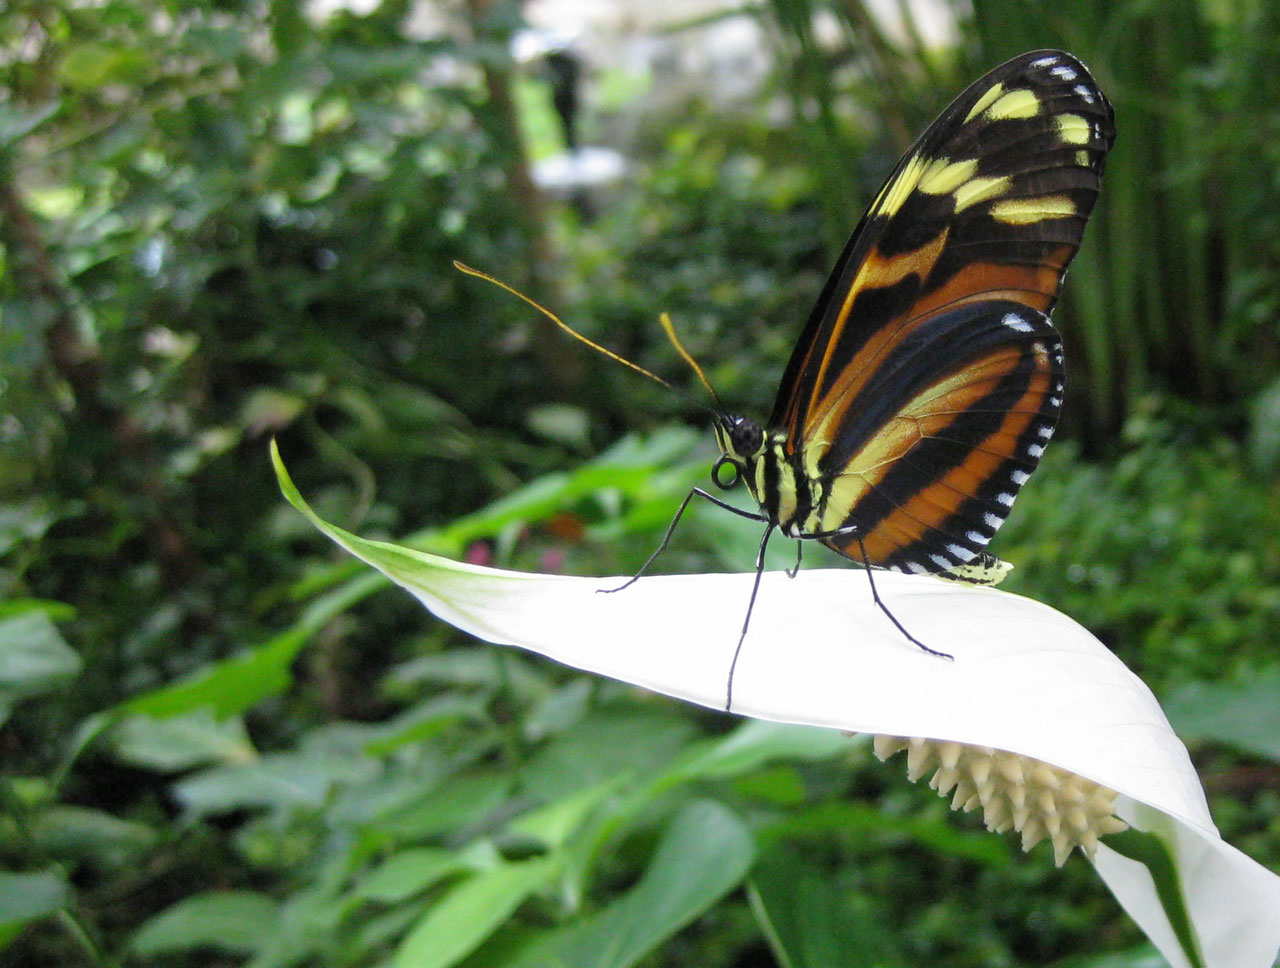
(770, 50, 1112, 579)
(815, 301, 1064, 575)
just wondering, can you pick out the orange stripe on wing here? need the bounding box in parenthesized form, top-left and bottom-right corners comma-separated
(800, 229, 951, 439)
(909, 248, 1074, 320)
(853, 369, 1050, 565)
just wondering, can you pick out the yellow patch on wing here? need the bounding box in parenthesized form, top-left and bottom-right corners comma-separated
(983, 88, 1040, 121)
(939, 556, 1014, 584)
(872, 154, 927, 218)
(918, 157, 979, 196)
(1054, 113, 1092, 145)
(953, 175, 1011, 212)
(964, 82, 1005, 124)
(990, 195, 1077, 225)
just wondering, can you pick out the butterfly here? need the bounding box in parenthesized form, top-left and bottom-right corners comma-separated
(459, 49, 1115, 710)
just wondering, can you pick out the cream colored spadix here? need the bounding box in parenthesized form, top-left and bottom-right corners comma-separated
(874, 736, 1128, 866)
(272, 442, 1280, 968)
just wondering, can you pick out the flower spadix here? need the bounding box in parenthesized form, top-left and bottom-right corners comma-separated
(273, 443, 1280, 968)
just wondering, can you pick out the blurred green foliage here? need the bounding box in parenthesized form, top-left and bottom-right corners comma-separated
(2, 0, 1278, 965)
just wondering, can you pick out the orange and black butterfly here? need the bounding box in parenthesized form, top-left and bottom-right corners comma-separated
(460, 49, 1114, 708)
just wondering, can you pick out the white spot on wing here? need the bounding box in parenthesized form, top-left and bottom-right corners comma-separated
(983, 512, 1004, 529)
(929, 553, 954, 569)
(1003, 312, 1033, 333)
(1050, 396, 1063, 407)
(1028, 442, 1045, 458)
(967, 530, 989, 546)
(1030, 56, 1058, 68)
(946, 543, 973, 561)
(997, 492, 1015, 507)
(1011, 469, 1030, 485)
(905, 561, 928, 575)
(1074, 84, 1095, 104)
(1051, 65, 1078, 81)
(1037, 424, 1054, 439)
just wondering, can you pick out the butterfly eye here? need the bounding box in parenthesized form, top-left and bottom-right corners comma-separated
(730, 419, 763, 457)
(712, 456, 742, 490)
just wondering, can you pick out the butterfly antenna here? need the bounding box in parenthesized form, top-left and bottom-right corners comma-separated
(658, 312, 726, 413)
(454, 261, 674, 387)
(454, 261, 721, 416)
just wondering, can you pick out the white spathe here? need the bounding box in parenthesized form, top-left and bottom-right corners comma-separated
(273, 444, 1280, 968)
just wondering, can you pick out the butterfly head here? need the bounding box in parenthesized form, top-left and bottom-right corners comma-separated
(712, 415, 764, 490)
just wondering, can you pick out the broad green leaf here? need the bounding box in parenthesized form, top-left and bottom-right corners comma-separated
(355, 842, 499, 904)
(0, 610, 80, 723)
(361, 694, 489, 758)
(0, 868, 70, 930)
(661, 718, 856, 787)
(109, 709, 255, 772)
(378, 771, 510, 841)
(30, 805, 157, 868)
(766, 800, 1011, 867)
(116, 570, 381, 720)
(519, 708, 697, 802)
(58, 43, 149, 88)
(131, 890, 278, 957)
(395, 855, 559, 968)
(247, 885, 361, 968)
(1162, 671, 1280, 761)
(175, 748, 374, 817)
(750, 849, 906, 968)
(504, 800, 754, 968)
(506, 775, 628, 850)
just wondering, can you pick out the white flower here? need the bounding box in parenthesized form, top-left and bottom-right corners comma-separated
(274, 443, 1280, 968)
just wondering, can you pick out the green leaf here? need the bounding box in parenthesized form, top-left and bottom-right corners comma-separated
(131, 890, 278, 957)
(661, 719, 855, 786)
(0, 868, 70, 930)
(0, 610, 80, 724)
(519, 708, 697, 802)
(749, 849, 906, 968)
(115, 569, 382, 721)
(175, 747, 374, 817)
(769, 800, 1011, 867)
(378, 771, 511, 841)
(506, 774, 628, 850)
(504, 800, 754, 968)
(1105, 829, 1204, 968)
(395, 855, 559, 968)
(30, 806, 157, 869)
(109, 709, 256, 772)
(58, 43, 149, 89)
(355, 842, 499, 904)
(1162, 671, 1280, 760)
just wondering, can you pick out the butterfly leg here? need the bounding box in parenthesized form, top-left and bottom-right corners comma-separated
(790, 524, 952, 661)
(785, 540, 802, 579)
(726, 521, 776, 712)
(600, 487, 769, 594)
(851, 535, 952, 660)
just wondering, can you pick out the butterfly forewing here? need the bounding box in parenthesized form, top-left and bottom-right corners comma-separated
(772, 50, 1112, 578)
